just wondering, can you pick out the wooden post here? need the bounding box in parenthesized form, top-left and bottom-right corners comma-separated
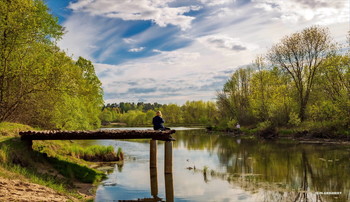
(164, 141, 173, 174)
(150, 167, 158, 198)
(165, 173, 174, 202)
(25, 139, 33, 150)
(150, 140, 157, 168)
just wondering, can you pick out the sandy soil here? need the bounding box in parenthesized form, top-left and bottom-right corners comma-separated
(0, 177, 73, 201)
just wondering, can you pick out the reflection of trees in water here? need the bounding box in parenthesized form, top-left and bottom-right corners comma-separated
(175, 131, 350, 202)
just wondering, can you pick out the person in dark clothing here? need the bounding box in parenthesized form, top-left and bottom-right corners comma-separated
(152, 111, 168, 130)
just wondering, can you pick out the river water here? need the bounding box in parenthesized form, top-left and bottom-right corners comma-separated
(90, 128, 350, 202)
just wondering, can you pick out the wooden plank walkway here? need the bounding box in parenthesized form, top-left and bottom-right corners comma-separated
(19, 129, 176, 141)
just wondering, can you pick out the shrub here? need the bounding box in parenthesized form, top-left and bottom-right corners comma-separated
(227, 119, 238, 130)
(288, 112, 301, 127)
(256, 121, 277, 139)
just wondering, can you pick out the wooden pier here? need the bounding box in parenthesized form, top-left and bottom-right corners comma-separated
(19, 129, 176, 141)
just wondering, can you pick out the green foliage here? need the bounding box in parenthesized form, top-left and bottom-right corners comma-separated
(268, 26, 334, 121)
(48, 157, 105, 183)
(288, 112, 301, 127)
(105, 102, 163, 113)
(0, 1, 103, 130)
(257, 121, 272, 131)
(99, 110, 113, 124)
(227, 119, 238, 130)
(117, 147, 124, 161)
(0, 0, 63, 121)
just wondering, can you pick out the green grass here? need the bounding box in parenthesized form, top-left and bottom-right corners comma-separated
(0, 122, 33, 136)
(47, 156, 105, 183)
(34, 140, 123, 162)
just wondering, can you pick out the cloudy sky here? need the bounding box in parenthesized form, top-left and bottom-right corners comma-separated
(46, 0, 349, 104)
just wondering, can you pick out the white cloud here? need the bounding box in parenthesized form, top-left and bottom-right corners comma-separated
(68, 0, 200, 30)
(153, 50, 201, 64)
(198, 0, 235, 6)
(95, 43, 253, 104)
(123, 38, 137, 44)
(128, 47, 145, 52)
(198, 34, 258, 55)
(252, 0, 349, 25)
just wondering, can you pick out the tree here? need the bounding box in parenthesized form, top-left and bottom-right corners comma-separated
(217, 67, 254, 124)
(250, 57, 269, 121)
(267, 26, 335, 121)
(0, 0, 63, 121)
(159, 104, 183, 124)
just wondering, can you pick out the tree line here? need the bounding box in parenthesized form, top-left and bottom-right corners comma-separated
(217, 26, 349, 134)
(0, 0, 103, 130)
(103, 102, 164, 113)
(100, 101, 218, 126)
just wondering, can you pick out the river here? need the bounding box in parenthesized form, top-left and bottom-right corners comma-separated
(87, 128, 349, 201)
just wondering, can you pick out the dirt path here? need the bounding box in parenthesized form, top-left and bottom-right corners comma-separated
(0, 178, 72, 201)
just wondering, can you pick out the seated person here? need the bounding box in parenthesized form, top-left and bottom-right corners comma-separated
(152, 111, 167, 131)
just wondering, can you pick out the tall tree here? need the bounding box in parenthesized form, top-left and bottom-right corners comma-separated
(217, 67, 254, 124)
(0, 0, 63, 121)
(267, 26, 335, 121)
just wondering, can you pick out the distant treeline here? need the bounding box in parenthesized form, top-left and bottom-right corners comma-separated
(100, 101, 218, 126)
(0, 0, 103, 130)
(103, 102, 164, 113)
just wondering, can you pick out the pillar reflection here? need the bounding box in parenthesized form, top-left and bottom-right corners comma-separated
(165, 173, 174, 202)
(150, 167, 158, 198)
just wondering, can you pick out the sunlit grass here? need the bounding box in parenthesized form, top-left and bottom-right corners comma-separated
(34, 140, 123, 162)
(0, 122, 33, 136)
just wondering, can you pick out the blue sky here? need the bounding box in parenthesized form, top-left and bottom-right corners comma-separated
(46, 0, 349, 104)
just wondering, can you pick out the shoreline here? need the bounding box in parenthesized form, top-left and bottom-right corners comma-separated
(207, 128, 350, 145)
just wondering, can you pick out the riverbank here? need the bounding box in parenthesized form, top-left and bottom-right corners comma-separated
(0, 122, 123, 201)
(208, 125, 350, 144)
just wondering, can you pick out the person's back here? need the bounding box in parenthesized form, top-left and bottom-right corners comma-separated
(153, 111, 165, 130)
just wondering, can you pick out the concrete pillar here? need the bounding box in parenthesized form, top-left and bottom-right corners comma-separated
(164, 141, 173, 174)
(150, 140, 157, 168)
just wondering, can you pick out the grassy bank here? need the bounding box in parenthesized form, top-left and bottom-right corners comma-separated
(208, 121, 350, 141)
(0, 122, 123, 200)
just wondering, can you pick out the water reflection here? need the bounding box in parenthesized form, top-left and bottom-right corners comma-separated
(165, 173, 174, 202)
(150, 167, 159, 200)
(93, 129, 350, 201)
(173, 130, 350, 201)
